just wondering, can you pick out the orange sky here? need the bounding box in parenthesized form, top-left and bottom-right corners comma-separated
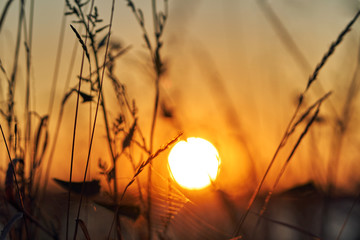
(0, 0, 359, 195)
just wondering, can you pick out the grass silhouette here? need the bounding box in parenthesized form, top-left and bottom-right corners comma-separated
(0, 1, 359, 240)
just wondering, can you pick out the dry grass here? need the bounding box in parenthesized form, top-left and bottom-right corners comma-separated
(0, 1, 360, 240)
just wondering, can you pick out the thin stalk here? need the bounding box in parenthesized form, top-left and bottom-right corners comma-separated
(256, 0, 310, 73)
(151, 0, 158, 36)
(36, 1, 72, 203)
(335, 192, 360, 240)
(21, 208, 58, 240)
(89, 40, 118, 202)
(81, 45, 131, 79)
(48, 2, 67, 117)
(14, 123, 18, 157)
(149, 78, 160, 153)
(73, 0, 115, 238)
(66, 1, 95, 239)
(0, 0, 15, 32)
(232, 9, 360, 236)
(327, 38, 360, 193)
(256, 0, 339, 120)
(8, 0, 25, 151)
(0, 124, 29, 239)
(41, 31, 80, 198)
(147, 0, 162, 237)
(252, 104, 322, 239)
(125, 1, 169, 238)
(252, 211, 321, 240)
(65, 42, 85, 240)
(107, 133, 182, 239)
(76, 6, 118, 201)
(321, 37, 360, 239)
(108, 72, 147, 207)
(232, 101, 301, 237)
(25, 0, 35, 198)
(147, 73, 159, 240)
(99, 93, 117, 199)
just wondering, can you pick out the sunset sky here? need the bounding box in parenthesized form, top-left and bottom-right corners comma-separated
(0, 0, 359, 194)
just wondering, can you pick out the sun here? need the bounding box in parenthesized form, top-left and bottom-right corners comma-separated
(168, 137, 221, 190)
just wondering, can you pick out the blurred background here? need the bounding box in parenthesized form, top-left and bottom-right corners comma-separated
(0, 0, 360, 239)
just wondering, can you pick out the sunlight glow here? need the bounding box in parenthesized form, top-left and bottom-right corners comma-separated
(168, 137, 221, 190)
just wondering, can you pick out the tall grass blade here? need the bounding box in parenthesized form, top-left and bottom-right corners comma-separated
(74, 0, 115, 239)
(327, 37, 360, 191)
(70, 24, 90, 62)
(335, 192, 360, 240)
(256, 97, 326, 224)
(232, 8, 360, 236)
(0, 212, 23, 240)
(306, 10, 360, 90)
(76, 219, 91, 240)
(48, 2, 67, 117)
(0, 124, 29, 239)
(41, 24, 81, 199)
(0, 0, 14, 32)
(121, 132, 182, 201)
(252, 212, 321, 240)
(107, 133, 182, 238)
(66, 2, 94, 239)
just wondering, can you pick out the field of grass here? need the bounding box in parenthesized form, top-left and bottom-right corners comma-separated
(0, 0, 360, 239)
